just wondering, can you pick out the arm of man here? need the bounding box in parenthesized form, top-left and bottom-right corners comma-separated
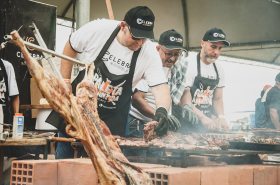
(179, 87, 192, 106)
(60, 41, 78, 79)
(212, 87, 229, 129)
(11, 95, 19, 114)
(269, 108, 280, 130)
(151, 83, 171, 111)
(131, 90, 155, 119)
(151, 83, 181, 135)
(212, 87, 225, 116)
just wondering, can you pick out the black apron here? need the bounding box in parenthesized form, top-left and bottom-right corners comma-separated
(46, 26, 140, 136)
(190, 53, 219, 117)
(0, 59, 11, 124)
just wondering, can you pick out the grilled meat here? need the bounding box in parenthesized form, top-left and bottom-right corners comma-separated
(10, 31, 152, 185)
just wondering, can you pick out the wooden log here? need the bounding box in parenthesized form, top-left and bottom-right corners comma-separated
(105, 0, 114, 20)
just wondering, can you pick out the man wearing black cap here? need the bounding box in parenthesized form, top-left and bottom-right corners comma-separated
(180, 27, 230, 131)
(47, 6, 172, 158)
(264, 73, 280, 130)
(126, 29, 188, 137)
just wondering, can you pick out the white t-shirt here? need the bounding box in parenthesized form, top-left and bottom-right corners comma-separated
(69, 19, 167, 88)
(129, 67, 171, 122)
(184, 52, 225, 106)
(0, 59, 19, 104)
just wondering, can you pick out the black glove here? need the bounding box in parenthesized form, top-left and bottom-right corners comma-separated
(182, 104, 199, 125)
(167, 115, 181, 131)
(154, 107, 169, 136)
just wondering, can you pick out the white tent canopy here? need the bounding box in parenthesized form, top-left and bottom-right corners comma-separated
(35, 0, 280, 65)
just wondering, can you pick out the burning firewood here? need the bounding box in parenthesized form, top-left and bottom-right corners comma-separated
(9, 31, 152, 185)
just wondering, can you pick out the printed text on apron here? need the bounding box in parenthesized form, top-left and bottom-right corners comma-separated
(190, 53, 219, 117)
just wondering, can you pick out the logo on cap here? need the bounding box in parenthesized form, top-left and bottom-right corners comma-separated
(123, 6, 155, 39)
(159, 29, 184, 49)
(136, 18, 153, 26)
(170, 36, 183, 43)
(213, 32, 225, 39)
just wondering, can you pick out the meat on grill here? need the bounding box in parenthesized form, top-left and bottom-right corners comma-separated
(10, 31, 152, 185)
(143, 121, 158, 142)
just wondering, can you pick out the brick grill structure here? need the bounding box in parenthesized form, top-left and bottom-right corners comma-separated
(10, 160, 57, 185)
(9, 159, 280, 185)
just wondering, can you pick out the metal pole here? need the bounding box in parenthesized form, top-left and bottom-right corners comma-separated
(76, 0, 90, 29)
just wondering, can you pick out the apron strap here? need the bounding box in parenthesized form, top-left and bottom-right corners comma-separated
(94, 24, 140, 83)
(196, 53, 201, 76)
(126, 49, 140, 86)
(213, 63, 219, 80)
(94, 25, 121, 66)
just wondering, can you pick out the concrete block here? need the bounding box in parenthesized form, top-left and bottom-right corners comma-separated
(145, 167, 200, 185)
(200, 166, 229, 185)
(10, 160, 58, 185)
(228, 165, 253, 185)
(253, 165, 278, 185)
(57, 158, 98, 185)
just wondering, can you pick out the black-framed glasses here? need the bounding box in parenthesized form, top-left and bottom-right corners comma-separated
(160, 46, 182, 58)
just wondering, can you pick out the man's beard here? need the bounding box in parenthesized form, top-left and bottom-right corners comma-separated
(204, 52, 217, 64)
(206, 57, 216, 63)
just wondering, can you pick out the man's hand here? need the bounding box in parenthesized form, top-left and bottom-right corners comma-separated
(200, 116, 217, 131)
(182, 104, 199, 125)
(201, 116, 229, 131)
(154, 108, 181, 136)
(214, 117, 229, 131)
(154, 107, 169, 136)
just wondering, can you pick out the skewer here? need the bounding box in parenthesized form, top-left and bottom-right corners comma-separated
(105, 0, 114, 20)
(4, 35, 88, 65)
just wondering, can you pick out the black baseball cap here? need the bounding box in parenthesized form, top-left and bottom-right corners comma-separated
(275, 72, 280, 82)
(124, 6, 155, 39)
(159, 29, 185, 50)
(202, 27, 230, 46)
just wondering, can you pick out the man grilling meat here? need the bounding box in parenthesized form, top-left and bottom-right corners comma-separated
(46, 6, 175, 159)
(179, 28, 230, 132)
(126, 29, 197, 138)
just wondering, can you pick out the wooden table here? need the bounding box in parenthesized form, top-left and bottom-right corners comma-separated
(20, 104, 51, 109)
(0, 137, 48, 185)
